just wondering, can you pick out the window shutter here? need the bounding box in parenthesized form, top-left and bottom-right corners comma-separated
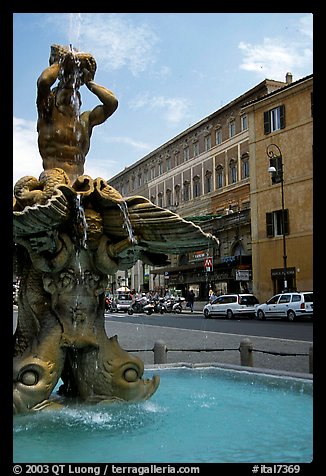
(266, 212, 274, 237)
(279, 105, 285, 129)
(264, 111, 270, 134)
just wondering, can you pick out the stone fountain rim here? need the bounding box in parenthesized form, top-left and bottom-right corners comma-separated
(144, 362, 313, 381)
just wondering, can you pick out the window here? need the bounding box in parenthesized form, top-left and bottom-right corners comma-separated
(158, 162, 163, 175)
(216, 165, 224, 189)
(166, 157, 171, 171)
(241, 115, 248, 131)
(215, 128, 222, 145)
(193, 142, 199, 157)
(264, 105, 285, 134)
(174, 184, 181, 206)
(138, 174, 142, 187)
(279, 294, 291, 303)
(158, 192, 163, 207)
(204, 135, 211, 151)
(241, 153, 249, 179)
(269, 156, 283, 184)
(166, 189, 172, 206)
(193, 176, 201, 197)
(266, 209, 289, 237)
(205, 171, 212, 193)
(150, 166, 155, 180)
(183, 181, 190, 201)
(229, 159, 237, 183)
(183, 147, 190, 162)
(229, 120, 236, 138)
(267, 295, 280, 305)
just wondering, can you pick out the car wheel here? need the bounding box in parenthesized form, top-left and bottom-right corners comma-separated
(226, 309, 234, 319)
(257, 310, 266, 320)
(204, 308, 211, 319)
(287, 310, 296, 321)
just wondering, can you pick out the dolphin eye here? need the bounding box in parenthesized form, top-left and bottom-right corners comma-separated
(19, 370, 39, 386)
(124, 368, 138, 382)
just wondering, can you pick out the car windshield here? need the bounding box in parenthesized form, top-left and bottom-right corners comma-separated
(117, 294, 132, 301)
(239, 295, 259, 305)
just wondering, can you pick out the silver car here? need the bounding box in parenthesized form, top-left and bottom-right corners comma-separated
(203, 293, 259, 319)
(255, 292, 313, 321)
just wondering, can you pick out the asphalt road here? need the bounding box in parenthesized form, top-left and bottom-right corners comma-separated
(104, 310, 313, 341)
(13, 309, 313, 375)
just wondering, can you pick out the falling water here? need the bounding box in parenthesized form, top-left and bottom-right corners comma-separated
(68, 13, 82, 51)
(73, 195, 88, 250)
(118, 201, 137, 246)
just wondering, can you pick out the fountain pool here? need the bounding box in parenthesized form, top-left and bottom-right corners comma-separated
(13, 366, 312, 463)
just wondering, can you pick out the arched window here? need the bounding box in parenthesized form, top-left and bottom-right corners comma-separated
(205, 170, 212, 193)
(166, 188, 172, 206)
(216, 165, 224, 189)
(183, 180, 190, 201)
(174, 184, 181, 206)
(241, 153, 249, 179)
(229, 159, 237, 184)
(193, 175, 201, 198)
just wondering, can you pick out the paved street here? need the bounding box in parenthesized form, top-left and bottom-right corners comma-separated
(13, 308, 313, 376)
(103, 313, 312, 376)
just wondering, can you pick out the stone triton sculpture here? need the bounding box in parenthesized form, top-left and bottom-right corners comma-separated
(13, 44, 219, 414)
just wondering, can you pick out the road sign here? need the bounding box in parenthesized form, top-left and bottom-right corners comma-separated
(204, 257, 213, 272)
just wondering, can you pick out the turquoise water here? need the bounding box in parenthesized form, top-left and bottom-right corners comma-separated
(13, 367, 313, 463)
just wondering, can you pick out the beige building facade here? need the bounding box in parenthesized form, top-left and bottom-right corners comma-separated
(108, 77, 291, 299)
(243, 74, 313, 302)
(108, 75, 313, 301)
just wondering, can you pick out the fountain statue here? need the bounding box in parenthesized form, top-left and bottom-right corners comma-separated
(13, 44, 219, 414)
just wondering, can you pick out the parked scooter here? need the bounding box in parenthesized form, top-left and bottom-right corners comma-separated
(128, 296, 154, 315)
(161, 296, 185, 314)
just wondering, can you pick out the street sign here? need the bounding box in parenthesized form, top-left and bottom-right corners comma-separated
(204, 257, 213, 272)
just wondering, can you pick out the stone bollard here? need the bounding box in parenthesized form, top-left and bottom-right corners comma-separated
(309, 345, 313, 374)
(153, 340, 167, 364)
(239, 338, 253, 367)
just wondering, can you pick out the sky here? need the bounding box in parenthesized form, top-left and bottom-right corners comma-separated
(13, 12, 313, 186)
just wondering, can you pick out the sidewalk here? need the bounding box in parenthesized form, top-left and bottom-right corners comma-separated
(104, 317, 313, 376)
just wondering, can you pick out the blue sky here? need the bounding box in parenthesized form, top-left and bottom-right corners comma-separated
(13, 12, 313, 185)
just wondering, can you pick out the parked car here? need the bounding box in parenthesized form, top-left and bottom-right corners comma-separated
(255, 292, 313, 321)
(203, 293, 259, 319)
(110, 293, 134, 313)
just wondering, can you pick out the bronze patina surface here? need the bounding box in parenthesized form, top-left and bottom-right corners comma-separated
(13, 45, 219, 413)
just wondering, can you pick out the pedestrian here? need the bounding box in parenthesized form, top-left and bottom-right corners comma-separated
(186, 289, 195, 312)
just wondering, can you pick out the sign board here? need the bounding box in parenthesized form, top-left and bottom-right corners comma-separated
(204, 257, 213, 272)
(164, 272, 169, 280)
(235, 270, 249, 281)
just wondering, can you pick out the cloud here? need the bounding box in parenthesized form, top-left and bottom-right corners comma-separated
(13, 117, 42, 185)
(298, 14, 313, 40)
(104, 136, 152, 151)
(238, 14, 313, 81)
(48, 13, 159, 76)
(129, 93, 191, 125)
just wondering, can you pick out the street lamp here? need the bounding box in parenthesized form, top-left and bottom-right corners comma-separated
(266, 143, 288, 291)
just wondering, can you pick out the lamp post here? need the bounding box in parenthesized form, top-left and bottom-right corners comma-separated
(266, 144, 288, 291)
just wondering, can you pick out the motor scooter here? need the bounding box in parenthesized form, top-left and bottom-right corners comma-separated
(161, 297, 184, 314)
